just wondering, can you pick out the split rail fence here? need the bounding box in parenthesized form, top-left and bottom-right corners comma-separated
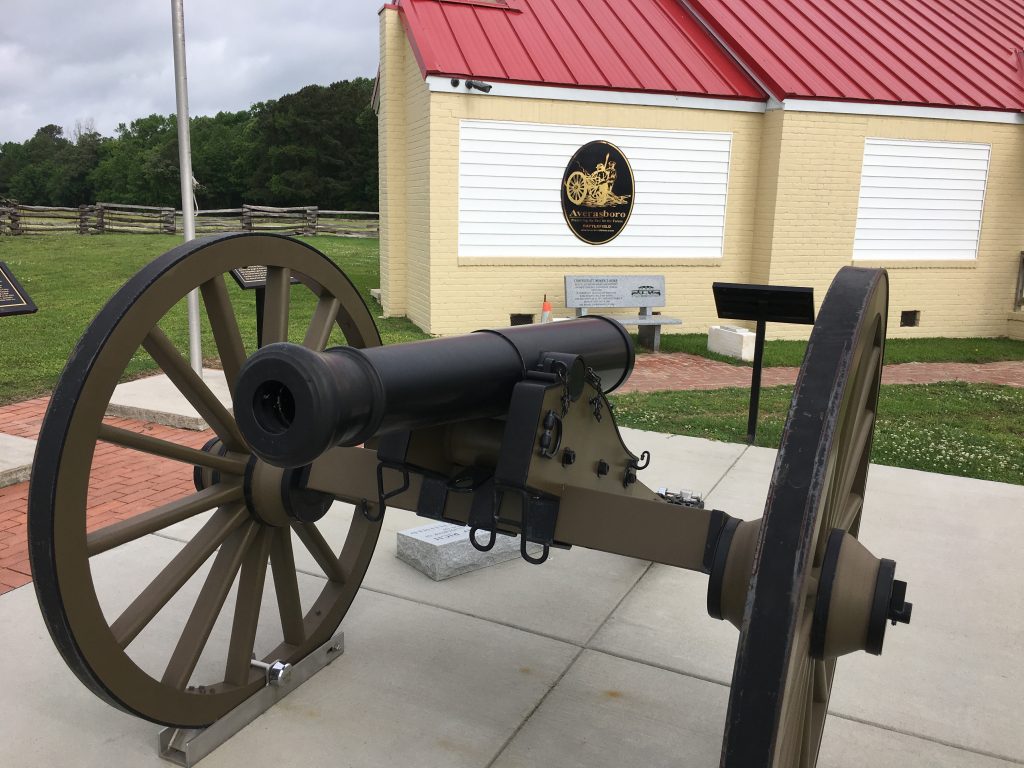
(0, 204, 378, 238)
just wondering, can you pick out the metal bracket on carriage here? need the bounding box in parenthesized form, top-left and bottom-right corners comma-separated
(486, 372, 575, 564)
(371, 430, 491, 526)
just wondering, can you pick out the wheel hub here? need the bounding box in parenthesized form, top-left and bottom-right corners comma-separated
(708, 518, 912, 659)
(810, 529, 913, 659)
(240, 457, 334, 527)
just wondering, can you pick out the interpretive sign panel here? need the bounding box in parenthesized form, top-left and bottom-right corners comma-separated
(229, 266, 300, 291)
(711, 281, 815, 443)
(0, 262, 37, 317)
(229, 266, 269, 290)
(564, 275, 666, 309)
(712, 283, 815, 325)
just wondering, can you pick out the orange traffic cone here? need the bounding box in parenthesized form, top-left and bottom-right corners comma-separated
(540, 294, 552, 323)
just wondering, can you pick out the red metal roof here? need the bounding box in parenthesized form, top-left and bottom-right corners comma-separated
(394, 0, 765, 101)
(687, 0, 1024, 111)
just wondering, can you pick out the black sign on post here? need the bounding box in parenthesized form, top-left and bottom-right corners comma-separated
(229, 266, 299, 347)
(712, 283, 815, 444)
(0, 261, 38, 317)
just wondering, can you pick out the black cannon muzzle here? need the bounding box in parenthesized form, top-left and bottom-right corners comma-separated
(234, 316, 634, 467)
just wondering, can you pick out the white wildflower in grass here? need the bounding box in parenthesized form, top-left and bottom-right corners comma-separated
(611, 382, 1023, 486)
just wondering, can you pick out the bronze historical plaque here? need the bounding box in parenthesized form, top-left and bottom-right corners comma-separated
(0, 261, 37, 317)
(229, 265, 271, 290)
(229, 265, 300, 290)
(561, 140, 634, 245)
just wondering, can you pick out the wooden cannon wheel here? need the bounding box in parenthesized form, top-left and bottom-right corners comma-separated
(28, 233, 385, 727)
(565, 170, 589, 205)
(721, 267, 888, 767)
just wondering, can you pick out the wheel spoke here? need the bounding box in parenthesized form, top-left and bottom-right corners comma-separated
(799, 692, 814, 768)
(200, 274, 248, 392)
(802, 661, 831, 768)
(820, 342, 880, 546)
(777, 609, 813, 766)
(303, 294, 341, 350)
(269, 528, 306, 645)
(829, 346, 880, 512)
(142, 326, 247, 450)
(260, 267, 291, 346)
(87, 483, 243, 556)
(292, 522, 346, 582)
(161, 521, 260, 690)
(835, 493, 864, 534)
(827, 412, 875, 534)
(98, 423, 247, 475)
(224, 527, 274, 686)
(110, 505, 249, 648)
(813, 659, 828, 702)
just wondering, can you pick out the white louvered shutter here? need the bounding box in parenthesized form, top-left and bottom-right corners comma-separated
(853, 138, 990, 261)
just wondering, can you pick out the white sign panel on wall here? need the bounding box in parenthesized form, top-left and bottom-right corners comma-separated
(458, 120, 732, 258)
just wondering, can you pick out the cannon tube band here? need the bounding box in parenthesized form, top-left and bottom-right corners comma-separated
(234, 316, 634, 468)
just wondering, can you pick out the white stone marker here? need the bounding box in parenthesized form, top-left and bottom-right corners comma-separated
(0, 434, 36, 487)
(708, 325, 756, 362)
(397, 522, 544, 581)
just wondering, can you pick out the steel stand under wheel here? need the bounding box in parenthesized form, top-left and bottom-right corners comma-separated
(29, 233, 385, 727)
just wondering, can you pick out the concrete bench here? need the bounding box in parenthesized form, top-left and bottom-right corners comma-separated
(564, 275, 681, 351)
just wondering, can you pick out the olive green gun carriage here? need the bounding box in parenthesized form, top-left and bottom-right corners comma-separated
(28, 233, 912, 767)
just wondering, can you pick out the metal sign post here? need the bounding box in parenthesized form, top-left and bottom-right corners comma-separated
(171, 0, 202, 374)
(228, 266, 300, 348)
(712, 282, 816, 443)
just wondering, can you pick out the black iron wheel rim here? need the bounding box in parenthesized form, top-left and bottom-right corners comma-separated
(721, 266, 888, 768)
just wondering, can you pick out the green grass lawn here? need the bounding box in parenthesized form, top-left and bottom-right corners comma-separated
(0, 233, 428, 404)
(610, 382, 1024, 485)
(645, 332, 1024, 367)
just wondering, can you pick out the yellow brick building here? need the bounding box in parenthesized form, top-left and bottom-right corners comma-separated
(377, 0, 1024, 340)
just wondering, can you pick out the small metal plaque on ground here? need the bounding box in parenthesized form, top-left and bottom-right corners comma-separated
(397, 522, 543, 580)
(0, 261, 37, 316)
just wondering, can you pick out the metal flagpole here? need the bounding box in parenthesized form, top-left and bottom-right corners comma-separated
(171, 0, 203, 374)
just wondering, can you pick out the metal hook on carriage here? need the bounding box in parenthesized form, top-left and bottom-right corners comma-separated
(365, 461, 410, 522)
(469, 526, 496, 552)
(520, 536, 549, 565)
(358, 498, 383, 523)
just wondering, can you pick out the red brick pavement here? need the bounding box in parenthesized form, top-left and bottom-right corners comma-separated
(0, 355, 1020, 595)
(0, 395, 211, 594)
(622, 354, 1024, 393)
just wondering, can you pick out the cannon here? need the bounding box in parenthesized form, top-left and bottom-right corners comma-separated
(28, 233, 912, 766)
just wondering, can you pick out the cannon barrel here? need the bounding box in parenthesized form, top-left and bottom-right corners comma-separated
(233, 316, 634, 467)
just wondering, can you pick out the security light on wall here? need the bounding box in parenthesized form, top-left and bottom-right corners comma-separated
(464, 79, 493, 93)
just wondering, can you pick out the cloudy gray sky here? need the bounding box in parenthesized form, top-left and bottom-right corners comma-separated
(1, 0, 381, 143)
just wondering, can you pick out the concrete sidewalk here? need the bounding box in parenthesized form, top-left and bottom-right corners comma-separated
(1, 430, 1021, 767)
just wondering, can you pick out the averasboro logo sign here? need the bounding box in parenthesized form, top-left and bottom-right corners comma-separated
(560, 140, 635, 245)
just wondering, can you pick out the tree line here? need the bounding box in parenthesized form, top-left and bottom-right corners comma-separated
(0, 78, 378, 211)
